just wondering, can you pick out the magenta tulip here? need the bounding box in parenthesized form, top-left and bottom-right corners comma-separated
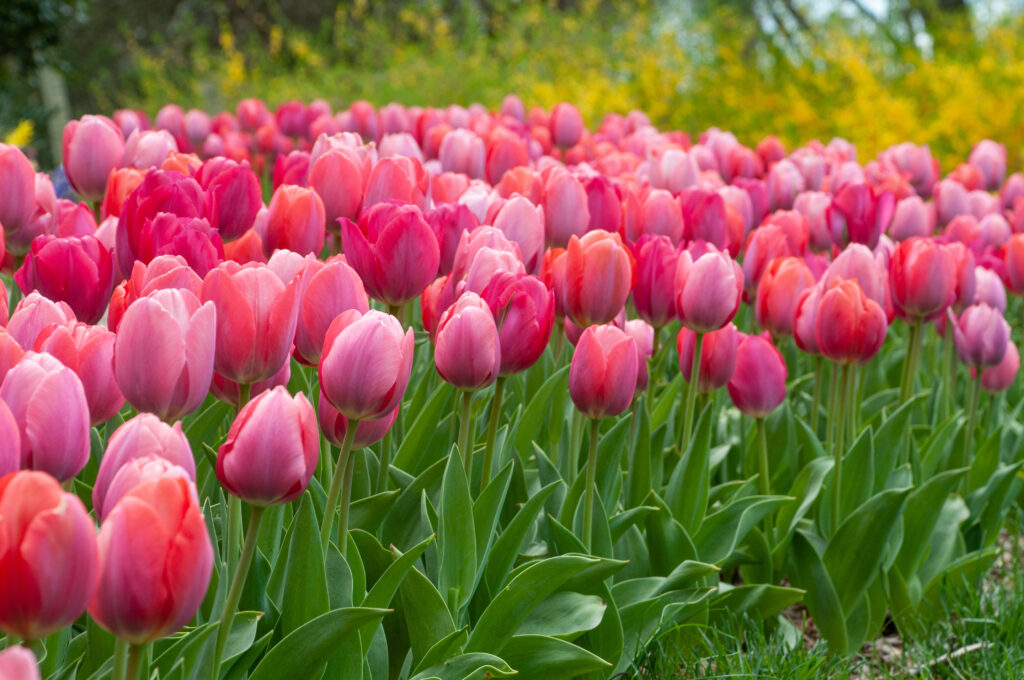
(195, 158, 262, 241)
(293, 258, 369, 365)
(569, 324, 638, 419)
(675, 246, 743, 333)
(435, 293, 501, 391)
(632, 234, 679, 329)
(480, 272, 555, 376)
(727, 332, 788, 417)
(14, 235, 114, 324)
(0, 144, 40, 235)
(318, 394, 398, 450)
(952, 303, 1010, 368)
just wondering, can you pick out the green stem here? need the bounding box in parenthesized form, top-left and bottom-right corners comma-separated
(375, 430, 390, 493)
(480, 378, 505, 493)
(458, 391, 474, 480)
(899, 319, 923, 404)
(320, 422, 359, 554)
(583, 418, 601, 551)
(832, 364, 852, 535)
(568, 409, 584, 484)
(825, 361, 838, 456)
(847, 365, 858, 448)
(811, 356, 823, 434)
(238, 382, 251, 414)
(962, 374, 983, 493)
(225, 496, 241, 606)
(113, 639, 128, 680)
(125, 644, 145, 680)
(681, 331, 704, 450)
(212, 506, 264, 680)
(756, 418, 774, 547)
(336, 443, 358, 557)
(941, 329, 954, 420)
(554, 320, 565, 363)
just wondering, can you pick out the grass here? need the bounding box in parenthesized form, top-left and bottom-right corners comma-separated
(630, 518, 1024, 679)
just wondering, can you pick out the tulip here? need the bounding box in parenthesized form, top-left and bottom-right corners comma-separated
(1005, 233, 1024, 295)
(624, 319, 655, 394)
(434, 292, 501, 392)
(133, 212, 225, 277)
(742, 224, 793, 301)
(14, 235, 114, 324)
(823, 244, 893, 319)
(426, 204, 479, 276)
(827, 181, 894, 249)
(0, 471, 99, 641)
(114, 288, 216, 421)
(0, 352, 90, 482)
(678, 324, 738, 393)
(952, 303, 1010, 369)
(201, 262, 299, 386)
(363, 156, 428, 210)
(581, 175, 623, 234)
(728, 332, 787, 418)
(62, 115, 125, 202)
(639, 189, 685, 244)
(888, 195, 935, 241)
(793, 191, 833, 252)
(675, 246, 743, 333)
(293, 258, 369, 365)
(681, 188, 728, 250)
(308, 148, 369, 232)
(0, 645, 41, 679)
(53, 199, 97, 237)
(1001, 173, 1024, 210)
(934, 178, 969, 226)
(973, 266, 1006, 311)
(890, 237, 957, 321)
(541, 167, 589, 247)
(439, 129, 486, 178)
(262, 184, 325, 257)
(767, 159, 805, 211)
(979, 340, 1019, 393)
(968, 140, 1007, 191)
(107, 255, 203, 331)
(649, 149, 700, 195)
(756, 256, 816, 338)
(5, 292, 76, 350)
(195, 158, 262, 241)
(340, 202, 441, 307)
(89, 474, 213, 644)
(0, 144, 39, 238)
(34, 322, 124, 426)
(480, 272, 555, 376)
(816, 279, 888, 366)
(550, 102, 584, 148)
(123, 129, 178, 169)
(563, 230, 633, 328)
(632, 234, 679, 329)
(318, 395, 398, 450)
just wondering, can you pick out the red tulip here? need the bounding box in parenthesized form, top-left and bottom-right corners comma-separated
(114, 289, 216, 421)
(581, 175, 622, 234)
(541, 167, 589, 247)
(34, 322, 124, 426)
(890, 237, 957, 321)
(952, 303, 1010, 368)
(742, 224, 793, 300)
(0, 645, 41, 679)
(201, 261, 299, 384)
(632, 234, 679, 328)
(14, 235, 114, 324)
(727, 332, 788, 417)
(485, 132, 529, 185)
(675, 246, 743, 333)
(816, 280, 888, 365)
(680, 188, 728, 250)
(0, 471, 99, 640)
(756, 256, 816, 337)
(107, 255, 203, 331)
(195, 158, 262, 241)
(62, 115, 125, 202)
(89, 474, 213, 644)
(435, 293, 501, 391)
(0, 144, 36, 235)
(678, 323, 738, 393)
(823, 244, 893, 319)
(569, 324, 638, 419)
(263, 184, 325, 257)
(319, 310, 414, 420)
(480, 272, 555, 375)
(293, 258, 369, 365)
(308, 147, 370, 232)
(979, 340, 1019, 393)
(5, 292, 76, 350)
(217, 387, 318, 506)
(564, 230, 633, 327)
(793, 282, 825, 355)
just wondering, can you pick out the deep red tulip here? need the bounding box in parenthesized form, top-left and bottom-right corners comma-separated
(756, 256, 816, 337)
(319, 310, 414, 420)
(14, 235, 114, 324)
(632, 234, 679, 328)
(952, 303, 1010, 368)
(0, 471, 99, 641)
(480, 272, 555, 375)
(34, 322, 124, 425)
(678, 323, 738, 393)
(815, 279, 888, 365)
(318, 394, 398, 449)
(89, 474, 212, 644)
(569, 324, 638, 419)
(890, 237, 957, 321)
(62, 115, 125, 202)
(675, 246, 743, 333)
(564, 230, 633, 327)
(293, 258, 369, 365)
(727, 332, 788, 417)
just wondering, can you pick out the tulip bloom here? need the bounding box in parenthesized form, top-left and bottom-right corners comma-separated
(563, 230, 633, 327)
(363, 156, 428, 210)
(969, 140, 1007, 191)
(639, 189, 685, 244)
(675, 246, 743, 333)
(0, 471, 99, 641)
(435, 293, 501, 392)
(681, 188, 728, 250)
(308, 147, 370, 231)
(632, 234, 679, 329)
(827, 181, 894, 249)
(439, 129, 486, 178)
(14, 235, 115, 324)
(34, 322, 124, 426)
(293, 258, 369, 365)
(217, 387, 319, 506)
(0, 352, 90, 482)
(5, 292, 76, 350)
(318, 394, 398, 450)
(0, 645, 41, 679)
(263, 185, 326, 257)
(815, 280, 888, 365)
(491, 195, 545, 274)
(0, 144, 38, 235)
(678, 324, 738, 393)
(624, 319, 655, 393)
(481, 272, 555, 376)
(114, 288, 216, 421)
(890, 237, 957, 321)
(888, 195, 935, 241)
(425, 203, 479, 276)
(727, 332, 788, 418)
(195, 158, 262, 241)
(89, 475, 213, 644)
(756, 256, 816, 337)
(101, 165, 150, 220)
(742, 224, 793, 300)
(980, 340, 1019, 393)
(973, 266, 1007, 311)
(107, 255, 203, 331)
(201, 262, 299, 385)
(569, 324, 638, 420)
(952, 303, 1010, 369)
(0, 402, 17, 477)
(542, 167, 589, 247)
(340, 202, 441, 306)
(62, 115, 125, 202)
(1004, 233, 1024, 295)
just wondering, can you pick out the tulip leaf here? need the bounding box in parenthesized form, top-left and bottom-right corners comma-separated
(666, 403, 713, 532)
(894, 468, 966, 576)
(223, 632, 273, 680)
(791, 529, 848, 654)
(484, 481, 560, 594)
(773, 457, 832, 554)
(514, 364, 569, 453)
(411, 628, 470, 676)
(393, 382, 455, 474)
(643, 491, 699, 575)
(650, 373, 684, 432)
(839, 426, 874, 520)
(709, 584, 804, 622)
(349, 489, 401, 534)
(266, 493, 330, 637)
(515, 592, 606, 639)
(692, 495, 792, 565)
(627, 395, 653, 508)
(872, 394, 926, 492)
(360, 534, 435, 645)
(408, 653, 516, 680)
(400, 560, 457, 666)
(500, 634, 612, 679)
(438, 446, 477, 616)
(474, 461, 514, 568)
(609, 506, 659, 544)
(248, 607, 391, 680)
(381, 456, 447, 551)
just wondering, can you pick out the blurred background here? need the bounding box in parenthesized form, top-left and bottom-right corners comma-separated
(3, 0, 1024, 169)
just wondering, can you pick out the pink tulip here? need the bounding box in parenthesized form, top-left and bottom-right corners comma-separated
(973, 266, 1006, 311)
(623, 319, 654, 393)
(217, 387, 318, 506)
(485, 132, 530, 185)
(319, 310, 414, 420)
(0, 471, 99, 641)
(211, 357, 290, 409)
(0, 352, 90, 481)
(952, 303, 1010, 368)
(823, 243, 893, 319)
(742, 224, 793, 300)
(827, 181, 894, 249)
(944, 241, 977, 312)
(680, 188, 728, 250)
(14, 235, 114, 324)
(675, 246, 743, 333)
(582, 175, 623, 234)
(649, 149, 700, 194)
(542, 167, 589, 247)
(979, 340, 1019, 393)
(107, 255, 203, 331)
(889, 195, 935, 241)
(816, 280, 888, 365)
(101, 456, 196, 527)
(0, 399, 17, 477)
(481, 272, 555, 376)
(364, 156, 428, 210)
(879, 142, 938, 197)
(53, 199, 97, 237)
(756, 256, 816, 337)
(890, 237, 957, 321)
(1004, 233, 1024, 295)
(0, 144, 36, 235)
(340, 201, 441, 306)
(934, 178, 969, 226)
(123, 129, 178, 169)
(89, 475, 213, 644)
(793, 191, 834, 252)
(62, 115, 125, 202)
(793, 282, 825, 355)
(307, 149, 370, 232)
(550, 103, 584, 148)
(678, 324, 738, 393)
(34, 322, 124, 426)
(93, 414, 194, 520)
(727, 332, 788, 417)
(195, 158, 262, 241)
(434, 293, 501, 391)
(563, 230, 633, 327)
(569, 324, 638, 419)
(318, 394, 398, 449)
(0, 329, 25, 387)
(425, 204, 479, 276)
(0, 645, 41, 679)
(491, 194, 545, 274)
(114, 288, 216, 421)
(968, 140, 1007, 191)
(767, 159, 805, 211)
(293, 258, 369, 365)
(632, 234, 679, 328)
(640, 189, 685, 244)
(263, 184, 325, 257)
(5, 292, 76, 350)
(1001, 173, 1024, 210)
(439, 129, 486, 179)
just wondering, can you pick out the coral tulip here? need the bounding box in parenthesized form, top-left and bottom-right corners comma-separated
(756, 256, 816, 337)
(34, 322, 124, 425)
(816, 280, 888, 365)
(563, 230, 633, 327)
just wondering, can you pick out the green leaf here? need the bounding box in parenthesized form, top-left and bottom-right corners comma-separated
(609, 506, 658, 544)
(349, 490, 401, 534)
(651, 373, 684, 431)
(473, 461, 514, 569)
(839, 426, 874, 519)
(514, 365, 569, 454)
(791, 530, 847, 653)
(773, 457, 832, 553)
(394, 382, 455, 474)
(381, 457, 446, 551)
(266, 493, 329, 637)
(627, 395, 652, 509)
(515, 592, 606, 640)
(501, 634, 612, 680)
(400, 564, 457, 666)
(666, 404, 712, 533)
(360, 534, 435, 645)
(710, 584, 804, 622)
(485, 482, 560, 594)
(409, 653, 516, 680)
(693, 495, 792, 564)
(894, 468, 966, 576)
(249, 607, 390, 680)
(872, 394, 925, 492)
(439, 447, 477, 615)
(411, 628, 469, 676)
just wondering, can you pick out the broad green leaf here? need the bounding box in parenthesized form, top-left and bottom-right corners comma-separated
(710, 584, 804, 622)
(872, 394, 925, 492)
(666, 404, 712, 533)
(643, 491, 698, 575)
(894, 468, 966, 576)
(693, 495, 792, 564)
(266, 493, 329, 637)
(791, 530, 847, 653)
(348, 490, 400, 534)
(223, 632, 273, 680)
(394, 382, 455, 473)
(409, 653, 516, 680)
(609, 506, 658, 544)
(360, 534, 435, 645)
(839, 427, 874, 519)
(400, 565, 457, 666)
(501, 634, 612, 680)
(773, 457, 832, 553)
(473, 461, 514, 568)
(651, 373, 684, 431)
(514, 365, 569, 453)
(411, 628, 469, 676)
(380, 456, 445, 550)
(484, 481, 560, 594)
(439, 447, 477, 616)
(515, 592, 606, 639)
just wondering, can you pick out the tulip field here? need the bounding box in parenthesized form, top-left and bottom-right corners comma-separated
(1, 96, 1024, 679)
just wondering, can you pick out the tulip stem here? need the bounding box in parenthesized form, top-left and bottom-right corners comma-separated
(238, 383, 251, 413)
(826, 361, 838, 448)
(811, 356, 823, 434)
(113, 639, 128, 680)
(554, 321, 565, 363)
(756, 418, 774, 549)
(941, 330, 955, 420)
(458, 391, 474, 480)
(213, 505, 264, 680)
(225, 496, 242, 603)
(320, 422, 359, 555)
(583, 418, 601, 551)
(832, 364, 852, 535)
(899, 319, 924, 405)
(568, 410, 584, 484)
(681, 332, 704, 450)
(962, 373, 983, 494)
(481, 378, 505, 493)
(126, 644, 145, 680)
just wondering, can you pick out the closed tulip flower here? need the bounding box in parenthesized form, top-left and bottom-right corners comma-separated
(263, 185, 325, 257)
(363, 156, 428, 210)
(100, 168, 146, 220)
(293, 258, 369, 365)
(93, 413, 194, 520)
(973, 266, 1007, 311)
(727, 332, 788, 418)
(62, 115, 125, 202)
(485, 132, 530, 185)
(439, 129, 486, 178)
(968, 140, 1007, 191)
(675, 246, 743, 333)
(889, 195, 935, 241)
(681, 188, 728, 250)
(632, 234, 679, 328)
(649, 148, 700, 195)
(550, 102, 584, 148)
(132, 212, 225, 277)
(767, 159, 805, 211)
(0, 144, 39, 235)
(742, 223, 793, 300)
(114, 288, 216, 421)
(34, 323, 124, 425)
(827, 181, 894, 249)
(979, 340, 1019, 393)
(678, 324, 739, 393)
(569, 324, 638, 419)
(890, 237, 958, 320)
(624, 319, 654, 393)
(217, 387, 318, 506)
(107, 255, 203, 331)
(101, 457, 196, 528)
(823, 243, 893, 319)
(0, 645, 41, 679)
(195, 158, 262, 242)
(541, 167, 589, 247)
(123, 129, 178, 170)
(201, 261, 299, 385)
(1004, 234, 1024, 295)
(425, 203, 479, 276)
(308, 147, 370, 232)
(318, 394, 398, 450)
(0, 400, 17, 477)
(943, 241, 977, 312)
(815, 280, 888, 365)
(89, 474, 213, 644)
(5, 292, 76, 350)
(756, 256, 816, 337)
(564, 230, 633, 327)
(582, 175, 622, 234)
(491, 194, 545, 274)
(793, 190, 834, 252)
(1, 353, 90, 481)
(952, 303, 1010, 368)
(319, 309, 414, 420)
(14, 235, 114, 324)
(434, 293, 501, 391)
(640, 189, 685, 244)
(477, 273, 553, 375)
(0, 471, 99, 641)
(340, 201, 441, 306)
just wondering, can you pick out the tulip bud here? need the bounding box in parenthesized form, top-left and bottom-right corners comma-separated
(0, 471, 99, 640)
(979, 340, 1019, 393)
(824, 243, 893, 318)
(480, 273, 555, 375)
(114, 289, 216, 421)
(727, 332, 787, 417)
(973, 266, 1007, 312)
(1004, 233, 1024, 295)
(793, 282, 825, 355)
(952, 303, 1010, 368)
(550, 103, 584, 148)
(569, 324, 638, 419)
(195, 158, 262, 242)
(34, 322, 124, 426)
(541, 168, 589, 247)
(364, 156, 429, 210)
(816, 280, 888, 365)
(0, 645, 41, 679)
(827, 181, 893, 250)
(123, 129, 178, 169)
(650, 149, 700, 195)
(756, 256, 816, 337)
(678, 324, 738, 393)
(680, 188, 728, 250)
(639, 189, 685, 244)
(890, 237, 958, 320)
(14, 235, 114, 324)
(439, 129, 486, 179)
(6, 292, 76, 350)
(62, 116, 125, 202)
(889, 195, 935, 241)
(293, 258, 369, 365)
(263, 184, 326, 257)
(89, 475, 213, 643)
(434, 292, 501, 391)
(632, 234, 679, 328)
(742, 224, 793, 300)
(0, 144, 36, 235)
(767, 159, 805, 212)
(623, 319, 654, 393)
(793, 190, 834, 252)
(491, 195, 545, 274)
(675, 246, 743, 333)
(564, 230, 633, 327)
(968, 140, 1007, 191)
